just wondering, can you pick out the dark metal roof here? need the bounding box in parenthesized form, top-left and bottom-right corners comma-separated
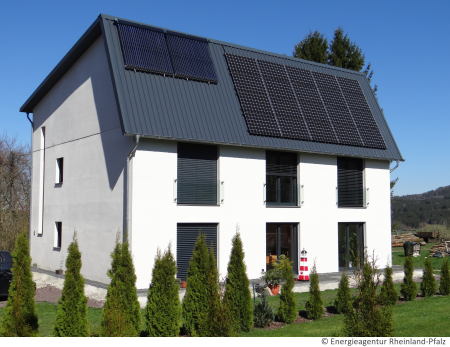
(20, 14, 404, 161)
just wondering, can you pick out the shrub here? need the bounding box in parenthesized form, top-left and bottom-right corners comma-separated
(145, 244, 181, 337)
(253, 296, 274, 328)
(260, 268, 282, 287)
(277, 257, 297, 323)
(439, 257, 450, 296)
(223, 231, 253, 332)
(53, 232, 89, 336)
(100, 233, 140, 337)
(341, 252, 394, 337)
(379, 265, 398, 306)
(420, 257, 436, 297)
(182, 233, 210, 337)
(400, 256, 417, 301)
(305, 261, 323, 320)
(334, 271, 352, 314)
(0, 228, 39, 337)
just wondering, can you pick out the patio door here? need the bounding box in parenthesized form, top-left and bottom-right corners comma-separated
(266, 224, 298, 273)
(338, 223, 364, 270)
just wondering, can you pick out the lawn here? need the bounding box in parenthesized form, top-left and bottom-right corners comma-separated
(392, 242, 447, 272)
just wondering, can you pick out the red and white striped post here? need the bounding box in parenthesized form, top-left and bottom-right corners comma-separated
(298, 248, 309, 281)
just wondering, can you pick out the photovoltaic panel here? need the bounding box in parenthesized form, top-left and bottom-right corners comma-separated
(116, 23, 174, 75)
(337, 77, 386, 149)
(258, 60, 311, 141)
(285, 66, 338, 144)
(166, 34, 218, 83)
(312, 71, 363, 147)
(225, 54, 282, 137)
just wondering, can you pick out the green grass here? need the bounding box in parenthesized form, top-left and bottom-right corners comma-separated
(392, 242, 446, 271)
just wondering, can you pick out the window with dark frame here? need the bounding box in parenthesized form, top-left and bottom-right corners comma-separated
(337, 157, 363, 208)
(177, 143, 218, 205)
(266, 223, 298, 273)
(54, 222, 62, 249)
(56, 158, 64, 184)
(266, 151, 298, 206)
(338, 223, 364, 270)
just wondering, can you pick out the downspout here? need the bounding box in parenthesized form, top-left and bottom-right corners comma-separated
(126, 135, 140, 246)
(26, 113, 34, 240)
(390, 160, 400, 173)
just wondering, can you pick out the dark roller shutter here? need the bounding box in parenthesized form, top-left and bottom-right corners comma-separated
(337, 157, 363, 207)
(177, 143, 217, 205)
(177, 223, 218, 281)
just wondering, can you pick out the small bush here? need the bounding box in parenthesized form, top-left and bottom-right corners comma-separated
(379, 265, 398, 306)
(53, 232, 89, 336)
(439, 258, 450, 296)
(334, 271, 352, 314)
(400, 256, 417, 301)
(277, 257, 297, 323)
(253, 296, 274, 328)
(420, 257, 436, 297)
(305, 262, 323, 320)
(145, 244, 181, 337)
(0, 228, 39, 337)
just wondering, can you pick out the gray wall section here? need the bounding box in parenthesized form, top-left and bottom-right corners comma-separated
(30, 36, 133, 283)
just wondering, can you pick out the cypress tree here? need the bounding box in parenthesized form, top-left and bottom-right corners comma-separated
(439, 258, 450, 296)
(0, 228, 39, 337)
(420, 257, 436, 297)
(223, 232, 253, 332)
(182, 233, 210, 337)
(277, 257, 297, 323)
(145, 244, 181, 337)
(100, 233, 140, 337)
(53, 232, 89, 336)
(334, 271, 352, 314)
(379, 265, 398, 306)
(400, 256, 417, 301)
(305, 262, 323, 320)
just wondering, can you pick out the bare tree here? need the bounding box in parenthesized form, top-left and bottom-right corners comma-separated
(0, 133, 31, 252)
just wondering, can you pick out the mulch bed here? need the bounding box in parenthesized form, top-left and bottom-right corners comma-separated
(0, 285, 104, 308)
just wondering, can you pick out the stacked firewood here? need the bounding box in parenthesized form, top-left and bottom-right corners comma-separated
(429, 243, 449, 257)
(391, 233, 425, 247)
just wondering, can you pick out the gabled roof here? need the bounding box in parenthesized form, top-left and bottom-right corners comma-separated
(20, 14, 404, 161)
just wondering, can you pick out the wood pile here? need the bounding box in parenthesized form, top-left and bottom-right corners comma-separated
(392, 233, 425, 247)
(429, 243, 449, 257)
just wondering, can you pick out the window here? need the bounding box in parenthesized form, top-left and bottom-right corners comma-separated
(177, 143, 218, 205)
(266, 224, 298, 273)
(337, 157, 363, 207)
(38, 127, 46, 235)
(55, 158, 64, 184)
(266, 151, 298, 206)
(338, 223, 364, 270)
(54, 222, 62, 249)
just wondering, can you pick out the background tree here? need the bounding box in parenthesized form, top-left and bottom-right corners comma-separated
(305, 261, 323, 320)
(182, 233, 211, 337)
(100, 233, 140, 337)
(334, 271, 352, 314)
(379, 264, 398, 306)
(420, 257, 436, 297)
(0, 134, 31, 252)
(292, 30, 328, 64)
(328, 27, 365, 71)
(0, 228, 39, 337)
(439, 258, 450, 296)
(223, 230, 253, 332)
(145, 244, 181, 337)
(400, 256, 417, 301)
(277, 256, 297, 323)
(53, 232, 89, 336)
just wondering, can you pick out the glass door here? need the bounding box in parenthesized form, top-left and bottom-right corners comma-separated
(338, 223, 364, 270)
(266, 224, 298, 273)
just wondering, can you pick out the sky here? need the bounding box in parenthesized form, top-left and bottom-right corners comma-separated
(0, 1, 448, 197)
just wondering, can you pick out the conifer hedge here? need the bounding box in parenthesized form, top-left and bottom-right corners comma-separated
(379, 265, 398, 306)
(0, 228, 39, 337)
(305, 262, 323, 320)
(400, 256, 417, 301)
(420, 257, 436, 297)
(53, 232, 89, 336)
(277, 257, 297, 323)
(334, 271, 352, 314)
(223, 232, 253, 332)
(145, 244, 181, 337)
(100, 233, 141, 337)
(439, 258, 450, 296)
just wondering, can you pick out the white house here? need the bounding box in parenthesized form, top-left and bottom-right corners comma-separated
(20, 14, 403, 289)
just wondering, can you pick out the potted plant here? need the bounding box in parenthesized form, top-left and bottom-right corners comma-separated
(181, 280, 187, 289)
(261, 269, 282, 295)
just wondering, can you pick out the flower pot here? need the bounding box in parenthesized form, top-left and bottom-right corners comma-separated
(181, 281, 187, 289)
(268, 284, 280, 295)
